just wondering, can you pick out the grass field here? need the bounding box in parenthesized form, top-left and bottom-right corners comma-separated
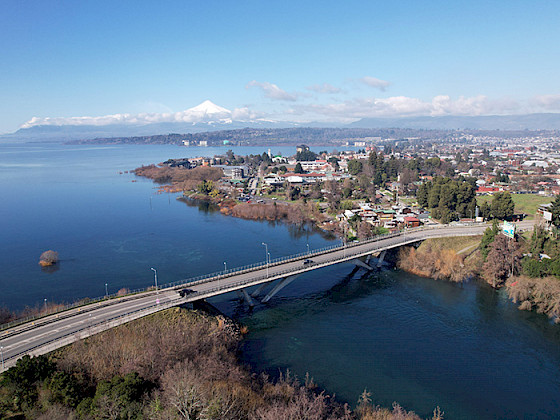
(418, 235, 483, 254)
(477, 194, 553, 216)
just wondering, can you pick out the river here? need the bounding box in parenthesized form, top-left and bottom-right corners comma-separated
(1, 143, 559, 419)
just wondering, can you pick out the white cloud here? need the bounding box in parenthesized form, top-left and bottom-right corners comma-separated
(246, 80, 298, 101)
(360, 76, 391, 91)
(21, 101, 234, 128)
(294, 95, 522, 121)
(19, 93, 542, 129)
(531, 94, 560, 110)
(231, 107, 265, 120)
(305, 83, 341, 94)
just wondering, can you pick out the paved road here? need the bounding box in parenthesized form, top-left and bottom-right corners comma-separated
(0, 221, 534, 372)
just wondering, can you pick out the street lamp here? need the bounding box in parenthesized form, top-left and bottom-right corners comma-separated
(262, 242, 269, 277)
(44, 298, 47, 312)
(150, 267, 159, 304)
(307, 243, 310, 255)
(0, 346, 4, 370)
(224, 261, 227, 272)
(105, 283, 108, 297)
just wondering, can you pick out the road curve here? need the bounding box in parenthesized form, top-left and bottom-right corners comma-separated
(0, 221, 533, 372)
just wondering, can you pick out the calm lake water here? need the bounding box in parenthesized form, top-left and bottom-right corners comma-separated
(1, 143, 560, 419)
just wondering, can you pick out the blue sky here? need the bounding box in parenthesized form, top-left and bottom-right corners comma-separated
(1, 0, 559, 132)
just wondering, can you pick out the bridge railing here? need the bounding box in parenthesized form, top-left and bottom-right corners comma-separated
(0, 223, 484, 332)
(162, 224, 436, 290)
(177, 226, 475, 298)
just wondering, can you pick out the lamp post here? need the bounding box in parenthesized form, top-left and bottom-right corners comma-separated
(44, 298, 47, 312)
(307, 243, 310, 255)
(0, 346, 4, 370)
(262, 242, 269, 277)
(150, 267, 159, 304)
(224, 261, 227, 272)
(105, 283, 108, 297)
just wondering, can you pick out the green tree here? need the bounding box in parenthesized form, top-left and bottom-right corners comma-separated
(91, 373, 148, 420)
(416, 183, 429, 208)
(295, 150, 317, 161)
(550, 194, 560, 228)
(45, 371, 82, 408)
(196, 180, 215, 195)
(480, 219, 500, 260)
(479, 201, 491, 220)
(490, 192, 515, 220)
(347, 159, 363, 175)
(294, 162, 304, 174)
(0, 355, 56, 412)
(328, 156, 339, 170)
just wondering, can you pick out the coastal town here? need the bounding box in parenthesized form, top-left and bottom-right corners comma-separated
(149, 132, 560, 240)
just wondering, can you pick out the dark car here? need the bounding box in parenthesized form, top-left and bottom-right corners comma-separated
(178, 288, 196, 297)
(302, 259, 313, 266)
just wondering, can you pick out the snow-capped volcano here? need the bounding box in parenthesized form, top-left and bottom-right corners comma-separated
(178, 100, 232, 124)
(187, 100, 231, 116)
(9, 100, 297, 141)
(20, 100, 234, 129)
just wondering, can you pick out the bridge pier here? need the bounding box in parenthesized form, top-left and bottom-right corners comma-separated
(262, 275, 300, 303)
(350, 258, 374, 271)
(250, 282, 270, 298)
(377, 250, 387, 268)
(236, 289, 255, 307)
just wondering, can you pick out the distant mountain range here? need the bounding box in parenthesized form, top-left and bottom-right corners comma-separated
(350, 113, 560, 130)
(2, 100, 560, 143)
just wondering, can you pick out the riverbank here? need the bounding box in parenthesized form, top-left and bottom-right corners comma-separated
(134, 162, 338, 234)
(0, 307, 442, 420)
(397, 233, 560, 323)
(397, 236, 482, 283)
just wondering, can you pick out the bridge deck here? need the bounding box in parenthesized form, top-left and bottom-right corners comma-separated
(0, 222, 532, 372)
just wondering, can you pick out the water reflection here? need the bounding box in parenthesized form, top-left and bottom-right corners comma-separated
(40, 263, 60, 274)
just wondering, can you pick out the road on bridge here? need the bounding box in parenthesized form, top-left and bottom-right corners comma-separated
(0, 221, 533, 372)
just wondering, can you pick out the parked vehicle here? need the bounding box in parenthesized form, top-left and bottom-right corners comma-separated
(302, 259, 313, 266)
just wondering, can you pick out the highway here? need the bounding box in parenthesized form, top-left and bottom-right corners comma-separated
(0, 221, 533, 372)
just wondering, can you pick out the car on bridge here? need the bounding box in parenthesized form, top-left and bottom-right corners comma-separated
(178, 288, 196, 297)
(302, 259, 313, 266)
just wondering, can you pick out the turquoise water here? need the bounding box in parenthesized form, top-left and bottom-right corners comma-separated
(1, 143, 560, 419)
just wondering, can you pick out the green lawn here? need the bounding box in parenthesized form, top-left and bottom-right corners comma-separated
(477, 194, 553, 216)
(398, 197, 417, 206)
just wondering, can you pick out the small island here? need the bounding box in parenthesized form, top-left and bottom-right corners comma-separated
(38, 250, 59, 267)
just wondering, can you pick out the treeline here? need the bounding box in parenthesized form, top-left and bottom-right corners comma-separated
(134, 165, 223, 191)
(73, 127, 451, 146)
(471, 210, 560, 322)
(416, 177, 477, 223)
(0, 308, 444, 419)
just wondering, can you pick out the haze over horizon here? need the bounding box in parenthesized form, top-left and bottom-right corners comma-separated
(2, 0, 560, 134)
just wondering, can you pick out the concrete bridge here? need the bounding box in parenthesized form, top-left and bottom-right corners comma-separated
(0, 221, 532, 372)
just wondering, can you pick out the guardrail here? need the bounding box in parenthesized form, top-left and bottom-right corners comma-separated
(0, 296, 187, 373)
(177, 226, 488, 299)
(0, 223, 487, 333)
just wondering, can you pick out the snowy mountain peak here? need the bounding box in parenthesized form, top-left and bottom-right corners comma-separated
(187, 100, 231, 115)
